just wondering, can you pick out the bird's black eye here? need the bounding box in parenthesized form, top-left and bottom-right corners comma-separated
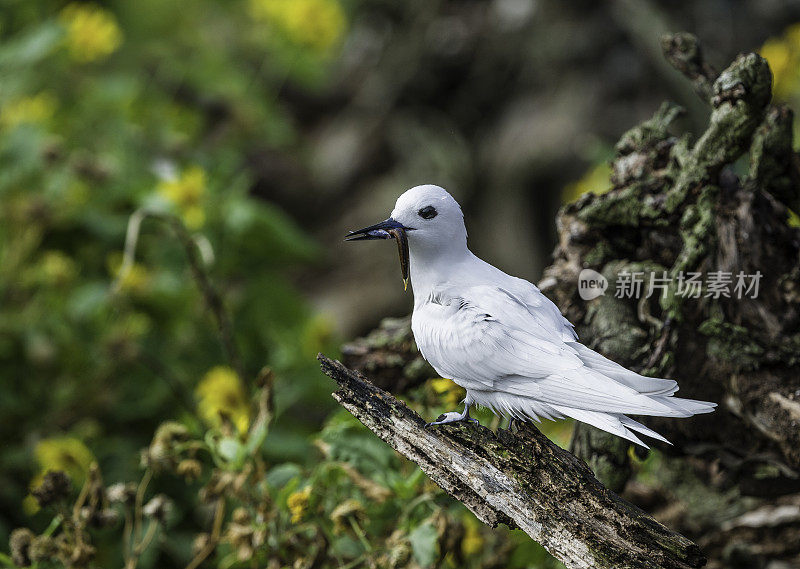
(418, 205, 437, 220)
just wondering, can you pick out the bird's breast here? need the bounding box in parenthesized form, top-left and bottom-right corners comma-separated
(410, 300, 448, 367)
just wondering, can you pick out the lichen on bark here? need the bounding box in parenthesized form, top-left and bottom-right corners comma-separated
(541, 33, 800, 567)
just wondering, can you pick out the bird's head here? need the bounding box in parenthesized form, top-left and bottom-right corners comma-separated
(345, 185, 467, 289)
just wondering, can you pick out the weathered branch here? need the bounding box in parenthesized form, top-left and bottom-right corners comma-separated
(661, 32, 718, 103)
(318, 354, 705, 569)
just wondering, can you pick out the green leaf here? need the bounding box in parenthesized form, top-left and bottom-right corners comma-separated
(0, 23, 62, 69)
(217, 436, 244, 464)
(224, 199, 319, 265)
(409, 522, 438, 568)
(265, 463, 302, 490)
(244, 416, 269, 456)
(331, 535, 362, 559)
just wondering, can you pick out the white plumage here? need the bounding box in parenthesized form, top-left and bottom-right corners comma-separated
(350, 184, 716, 447)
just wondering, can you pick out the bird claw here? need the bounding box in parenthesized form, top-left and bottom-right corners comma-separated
(425, 411, 479, 427)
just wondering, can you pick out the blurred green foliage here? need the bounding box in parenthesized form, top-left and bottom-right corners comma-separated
(0, 2, 566, 567)
(0, 0, 338, 555)
(4, 372, 568, 569)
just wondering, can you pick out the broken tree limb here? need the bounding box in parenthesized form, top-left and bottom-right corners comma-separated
(318, 354, 705, 569)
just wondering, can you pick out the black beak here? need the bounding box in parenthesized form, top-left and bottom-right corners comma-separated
(344, 218, 408, 241)
(345, 218, 411, 291)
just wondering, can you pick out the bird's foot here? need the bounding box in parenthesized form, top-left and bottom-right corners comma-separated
(425, 409, 479, 427)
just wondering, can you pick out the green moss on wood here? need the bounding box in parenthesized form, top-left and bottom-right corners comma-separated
(665, 53, 771, 210)
(698, 318, 764, 370)
(662, 185, 719, 320)
(615, 102, 684, 156)
(748, 104, 799, 212)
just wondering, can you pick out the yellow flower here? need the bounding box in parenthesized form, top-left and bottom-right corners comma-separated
(287, 486, 312, 523)
(22, 494, 40, 515)
(461, 515, 484, 557)
(182, 205, 206, 231)
(40, 251, 77, 286)
(59, 3, 122, 63)
(759, 23, 800, 101)
(158, 166, 207, 229)
(430, 378, 464, 408)
(196, 366, 251, 435)
(107, 252, 151, 295)
(158, 166, 206, 208)
(249, 0, 346, 53)
(34, 437, 94, 484)
(0, 92, 57, 129)
(301, 314, 334, 358)
(562, 162, 612, 204)
(760, 38, 794, 100)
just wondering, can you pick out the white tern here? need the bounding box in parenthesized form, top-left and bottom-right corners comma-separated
(346, 184, 716, 446)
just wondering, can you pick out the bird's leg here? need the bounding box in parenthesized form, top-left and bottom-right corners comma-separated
(425, 403, 479, 427)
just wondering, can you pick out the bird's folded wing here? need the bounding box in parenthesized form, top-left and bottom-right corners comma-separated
(413, 286, 583, 392)
(505, 277, 579, 341)
(415, 285, 687, 415)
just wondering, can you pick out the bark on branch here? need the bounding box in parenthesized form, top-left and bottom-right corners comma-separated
(318, 354, 705, 569)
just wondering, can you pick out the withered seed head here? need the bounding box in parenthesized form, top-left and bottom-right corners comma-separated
(9, 528, 35, 567)
(32, 470, 73, 508)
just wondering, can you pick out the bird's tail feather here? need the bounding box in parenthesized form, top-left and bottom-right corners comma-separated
(566, 342, 679, 395)
(617, 415, 670, 444)
(550, 406, 651, 448)
(471, 390, 658, 447)
(473, 391, 696, 447)
(549, 407, 676, 448)
(652, 395, 716, 417)
(470, 367, 716, 448)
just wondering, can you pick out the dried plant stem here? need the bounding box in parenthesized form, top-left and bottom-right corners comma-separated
(69, 471, 92, 552)
(185, 498, 226, 569)
(124, 520, 159, 569)
(116, 209, 244, 381)
(123, 508, 133, 562)
(131, 468, 152, 549)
